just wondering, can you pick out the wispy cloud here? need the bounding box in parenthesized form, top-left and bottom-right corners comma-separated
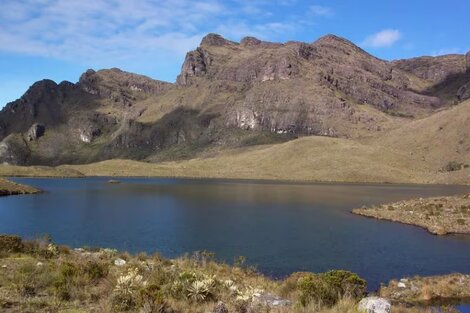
(310, 5, 333, 16)
(431, 48, 461, 56)
(363, 29, 402, 48)
(0, 0, 324, 65)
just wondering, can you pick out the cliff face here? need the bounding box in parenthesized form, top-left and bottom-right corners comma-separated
(0, 34, 469, 166)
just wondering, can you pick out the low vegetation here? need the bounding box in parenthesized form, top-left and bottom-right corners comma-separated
(380, 274, 470, 306)
(0, 178, 41, 196)
(1, 236, 466, 313)
(0, 235, 368, 313)
(352, 194, 470, 235)
(441, 161, 470, 172)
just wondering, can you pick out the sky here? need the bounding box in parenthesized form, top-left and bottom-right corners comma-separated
(0, 0, 469, 106)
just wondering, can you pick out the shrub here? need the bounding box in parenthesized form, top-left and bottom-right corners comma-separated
(292, 270, 366, 307)
(0, 235, 23, 253)
(321, 270, 367, 300)
(297, 273, 333, 307)
(53, 262, 80, 301)
(84, 261, 109, 282)
(113, 267, 146, 310)
(442, 161, 469, 172)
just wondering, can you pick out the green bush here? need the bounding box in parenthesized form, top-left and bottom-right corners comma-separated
(294, 270, 366, 307)
(0, 235, 23, 253)
(53, 262, 80, 301)
(84, 261, 109, 282)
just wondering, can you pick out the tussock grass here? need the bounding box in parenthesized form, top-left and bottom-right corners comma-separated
(0, 235, 367, 313)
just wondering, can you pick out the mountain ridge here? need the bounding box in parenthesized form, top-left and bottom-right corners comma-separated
(0, 33, 469, 184)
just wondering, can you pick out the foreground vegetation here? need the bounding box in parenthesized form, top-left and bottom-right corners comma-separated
(352, 194, 470, 235)
(381, 274, 470, 306)
(1, 236, 467, 313)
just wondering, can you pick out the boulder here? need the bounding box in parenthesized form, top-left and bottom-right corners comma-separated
(457, 81, 470, 101)
(78, 126, 101, 143)
(114, 258, 126, 266)
(27, 123, 45, 141)
(251, 292, 291, 308)
(358, 297, 391, 313)
(212, 301, 228, 313)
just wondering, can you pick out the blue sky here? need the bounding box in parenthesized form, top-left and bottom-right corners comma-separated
(1, 0, 469, 106)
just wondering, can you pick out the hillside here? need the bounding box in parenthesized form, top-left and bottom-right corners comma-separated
(0, 33, 469, 185)
(1, 99, 468, 184)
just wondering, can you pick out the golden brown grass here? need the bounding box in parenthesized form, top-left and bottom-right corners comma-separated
(0, 178, 41, 195)
(0, 236, 367, 313)
(353, 194, 470, 235)
(380, 274, 470, 305)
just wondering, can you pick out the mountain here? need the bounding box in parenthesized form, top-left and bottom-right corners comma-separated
(0, 33, 469, 176)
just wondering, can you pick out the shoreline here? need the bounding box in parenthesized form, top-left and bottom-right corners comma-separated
(0, 235, 468, 313)
(0, 178, 42, 196)
(4, 172, 470, 188)
(352, 194, 470, 235)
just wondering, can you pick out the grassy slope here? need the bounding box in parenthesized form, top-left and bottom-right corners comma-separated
(0, 100, 468, 184)
(55, 136, 427, 183)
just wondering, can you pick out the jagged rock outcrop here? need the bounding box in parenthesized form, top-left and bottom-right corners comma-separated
(0, 33, 469, 166)
(27, 123, 45, 141)
(392, 54, 466, 84)
(176, 48, 211, 85)
(201, 33, 236, 47)
(79, 68, 172, 104)
(457, 81, 470, 101)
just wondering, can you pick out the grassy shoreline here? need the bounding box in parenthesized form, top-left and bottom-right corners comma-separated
(352, 194, 470, 235)
(1, 163, 469, 187)
(1, 235, 468, 313)
(0, 178, 41, 196)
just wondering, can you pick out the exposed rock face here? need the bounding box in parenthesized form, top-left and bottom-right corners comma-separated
(358, 297, 391, 313)
(79, 68, 172, 102)
(78, 126, 101, 143)
(392, 55, 466, 84)
(457, 81, 470, 101)
(466, 50, 470, 71)
(27, 123, 45, 141)
(0, 33, 469, 166)
(176, 48, 211, 85)
(240, 36, 262, 47)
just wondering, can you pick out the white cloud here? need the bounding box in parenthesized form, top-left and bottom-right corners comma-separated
(310, 5, 333, 16)
(431, 48, 461, 56)
(363, 29, 402, 48)
(0, 0, 308, 65)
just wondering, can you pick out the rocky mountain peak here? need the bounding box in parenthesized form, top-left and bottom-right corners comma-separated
(313, 34, 361, 50)
(240, 36, 262, 47)
(78, 68, 173, 98)
(200, 33, 236, 47)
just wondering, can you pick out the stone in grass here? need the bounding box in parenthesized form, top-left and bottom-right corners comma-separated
(212, 301, 228, 313)
(114, 258, 126, 266)
(358, 297, 391, 313)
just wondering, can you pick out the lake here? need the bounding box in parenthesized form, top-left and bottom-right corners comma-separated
(1, 177, 470, 294)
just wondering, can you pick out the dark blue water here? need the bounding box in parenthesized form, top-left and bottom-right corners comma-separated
(1, 177, 470, 294)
